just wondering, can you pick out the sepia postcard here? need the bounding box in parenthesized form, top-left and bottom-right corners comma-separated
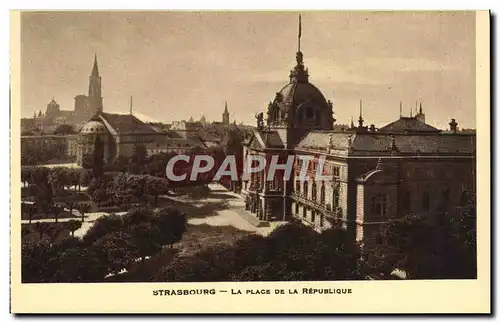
(10, 10, 490, 314)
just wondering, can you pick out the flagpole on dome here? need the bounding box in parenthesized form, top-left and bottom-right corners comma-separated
(298, 14, 302, 53)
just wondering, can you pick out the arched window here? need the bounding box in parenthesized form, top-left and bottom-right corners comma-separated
(372, 194, 387, 217)
(332, 187, 340, 208)
(311, 210, 316, 223)
(295, 203, 299, 215)
(422, 191, 430, 211)
(311, 182, 317, 201)
(303, 181, 308, 197)
(320, 183, 326, 204)
(296, 181, 300, 194)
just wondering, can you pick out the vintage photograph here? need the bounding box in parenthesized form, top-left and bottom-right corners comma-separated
(17, 11, 478, 287)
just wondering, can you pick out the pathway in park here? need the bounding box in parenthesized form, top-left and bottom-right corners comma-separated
(21, 183, 285, 237)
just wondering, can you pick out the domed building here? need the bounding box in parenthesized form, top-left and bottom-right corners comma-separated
(76, 116, 112, 165)
(76, 110, 207, 167)
(263, 50, 335, 148)
(266, 51, 334, 133)
(242, 15, 476, 250)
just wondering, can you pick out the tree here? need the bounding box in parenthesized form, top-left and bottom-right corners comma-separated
(82, 153, 94, 170)
(48, 167, 68, 195)
(154, 208, 188, 247)
(29, 167, 53, 213)
(64, 201, 76, 219)
(92, 136, 105, 179)
(156, 256, 213, 282)
(128, 145, 148, 174)
(52, 243, 108, 282)
(23, 237, 108, 283)
(21, 225, 32, 240)
(93, 231, 138, 276)
(155, 222, 363, 282)
(145, 177, 169, 206)
(123, 208, 156, 229)
(48, 203, 63, 223)
(22, 239, 55, 282)
(53, 124, 76, 135)
(33, 222, 52, 241)
(79, 169, 92, 190)
(130, 222, 163, 267)
(77, 203, 91, 222)
(46, 223, 65, 243)
(22, 202, 36, 224)
(83, 214, 124, 244)
(91, 188, 108, 208)
(66, 220, 82, 237)
(369, 209, 477, 279)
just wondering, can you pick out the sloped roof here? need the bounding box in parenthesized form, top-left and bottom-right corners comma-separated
(100, 113, 157, 134)
(378, 117, 441, 133)
(255, 130, 284, 148)
(297, 131, 351, 150)
(297, 131, 475, 155)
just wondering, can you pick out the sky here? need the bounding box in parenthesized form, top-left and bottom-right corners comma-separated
(20, 11, 476, 129)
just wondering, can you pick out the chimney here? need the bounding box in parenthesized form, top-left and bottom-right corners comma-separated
(449, 118, 458, 133)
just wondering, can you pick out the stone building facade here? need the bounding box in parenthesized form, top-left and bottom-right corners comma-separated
(241, 19, 476, 249)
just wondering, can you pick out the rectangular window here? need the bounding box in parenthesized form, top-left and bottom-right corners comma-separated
(332, 166, 340, 177)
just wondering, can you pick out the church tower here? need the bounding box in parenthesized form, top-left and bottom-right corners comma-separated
(88, 54, 103, 113)
(222, 101, 230, 124)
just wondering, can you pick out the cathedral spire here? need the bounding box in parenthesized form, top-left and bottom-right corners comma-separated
(89, 54, 103, 112)
(222, 101, 230, 124)
(92, 53, 99, 77)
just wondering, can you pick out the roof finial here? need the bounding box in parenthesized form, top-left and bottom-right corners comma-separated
(350, 116, 354, 129)
(410, 105, 413, 118)
(419, 101, 423, 114)
(399, 101, 402, 118)
(358, 100, 364, 127)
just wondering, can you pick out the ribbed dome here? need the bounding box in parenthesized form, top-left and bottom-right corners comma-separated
(80, 120, 109, 135)
(276, 81, 328, 109)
